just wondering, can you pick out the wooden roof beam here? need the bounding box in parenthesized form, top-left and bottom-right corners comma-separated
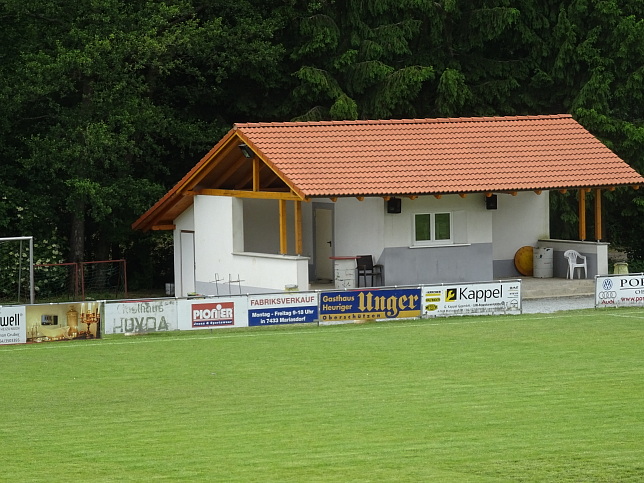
(233, 160, 265, 190)
(184, 141, 241, 190)
(195, 188, 303, 201)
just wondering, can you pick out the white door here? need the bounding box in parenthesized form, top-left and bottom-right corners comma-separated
(180, 231, 195, 296)
(314, 206, 334, 281)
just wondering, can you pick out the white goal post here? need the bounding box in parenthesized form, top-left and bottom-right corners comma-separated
(0, 236, 35, 304)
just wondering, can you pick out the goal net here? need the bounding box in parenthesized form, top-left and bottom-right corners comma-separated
(0, 236, 35, 305)
(80, 260, 128, 300)
(32, 260, 128, 302)
(1, 236, 127, 303)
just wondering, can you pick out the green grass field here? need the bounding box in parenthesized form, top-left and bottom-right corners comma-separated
(2, 307, 643, 482)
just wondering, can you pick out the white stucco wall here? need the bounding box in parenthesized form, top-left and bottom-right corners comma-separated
(180, 195, 309, 293)
(191, 195, 243, 285)
(383, 194, 493, 248)
(330, 194, 494, 263)
(492, 191, 550, 260)
(172, 191, 552, 290)
(333, 197, 385, 260)
(175, 204, 195, 232)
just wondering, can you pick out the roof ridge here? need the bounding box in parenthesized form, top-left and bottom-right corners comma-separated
(234, 114, 573, 129)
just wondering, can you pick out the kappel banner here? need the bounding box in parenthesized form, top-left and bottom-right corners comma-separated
(422, 281, 521, 317)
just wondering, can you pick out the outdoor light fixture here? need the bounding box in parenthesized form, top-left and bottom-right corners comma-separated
(238, 143, 253, 158)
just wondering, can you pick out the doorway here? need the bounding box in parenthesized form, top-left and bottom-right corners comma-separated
(180, 231, 195, 296)
(314, 204, 334, 282)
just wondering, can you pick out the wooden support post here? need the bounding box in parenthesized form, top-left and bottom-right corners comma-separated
(594, 188, 602, 241)
(294, 200, 303, 255)
(252, 158, 260, 192)
(279, 199, 288, 254)
(578, 189, 587, 241)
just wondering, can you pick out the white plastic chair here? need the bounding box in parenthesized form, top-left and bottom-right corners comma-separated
(564, 250, 587, 279)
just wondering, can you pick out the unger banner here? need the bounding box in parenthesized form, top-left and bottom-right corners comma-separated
(319, 288, 422, 322)
(596, 273, 644, 307)
(422, 280, 521, 317)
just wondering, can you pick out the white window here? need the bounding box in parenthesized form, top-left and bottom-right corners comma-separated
(413, 212, 452, 245)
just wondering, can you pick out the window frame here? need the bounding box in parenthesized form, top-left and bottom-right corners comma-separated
(412, 212, 453, 246)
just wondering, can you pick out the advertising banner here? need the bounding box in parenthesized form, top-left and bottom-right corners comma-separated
(24, 302, 103, 342)
(104, 299, 178, 334)
(248, 293, 318, 326)
(0, 306, 26, 345)
(422, 280, 521, 317)
(319, 288, 422, 322)
(596, 274, 644, 307)
(177, 297, 249, 330)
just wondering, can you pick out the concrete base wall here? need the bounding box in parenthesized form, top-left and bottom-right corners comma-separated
(379, 243, 493, 285)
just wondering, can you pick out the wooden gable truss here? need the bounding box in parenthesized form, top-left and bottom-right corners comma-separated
(132, 130, 307, 255)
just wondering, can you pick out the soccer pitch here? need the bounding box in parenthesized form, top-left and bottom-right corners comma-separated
(2, 308, 643, 481)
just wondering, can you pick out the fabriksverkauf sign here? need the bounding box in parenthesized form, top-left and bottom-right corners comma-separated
(595, 273, 644, 307)
(422, 280, 521, 317)
(248, 293, 318, 326)
(319, 288, 422, 321)
(0, 306, 27, 345)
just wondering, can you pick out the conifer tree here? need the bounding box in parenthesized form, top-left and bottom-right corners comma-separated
(290, 0, 434, 120)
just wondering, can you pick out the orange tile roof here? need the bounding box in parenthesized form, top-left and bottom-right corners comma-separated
(133, 114, 644, 231)
(235, 114, 644, 196)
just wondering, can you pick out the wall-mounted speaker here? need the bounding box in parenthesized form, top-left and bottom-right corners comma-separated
(387, 197, 402, 214)
(485, 194, 498, 210)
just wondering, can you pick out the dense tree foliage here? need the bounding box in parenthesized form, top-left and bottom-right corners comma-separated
(0, 0, 292, 286)
(1, 0, 643, 287)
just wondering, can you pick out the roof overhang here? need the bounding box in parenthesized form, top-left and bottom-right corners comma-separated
(132, 129, 307, 232)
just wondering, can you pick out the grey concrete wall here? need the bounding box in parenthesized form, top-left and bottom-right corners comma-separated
(379, 243, 493, 285)
(493, 259, 522, 278)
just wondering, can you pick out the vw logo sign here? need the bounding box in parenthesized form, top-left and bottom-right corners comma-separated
(602, 278, 613, 290)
